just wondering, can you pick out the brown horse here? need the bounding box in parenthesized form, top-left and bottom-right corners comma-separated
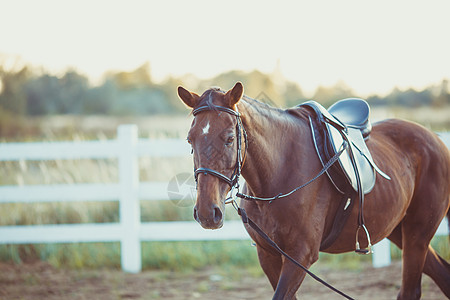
(177, 82, 450, 300)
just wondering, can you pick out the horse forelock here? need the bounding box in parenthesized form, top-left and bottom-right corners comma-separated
(196, 88, 226, 110)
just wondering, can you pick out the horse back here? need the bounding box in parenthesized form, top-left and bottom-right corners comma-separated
(370, 118, 450, 177)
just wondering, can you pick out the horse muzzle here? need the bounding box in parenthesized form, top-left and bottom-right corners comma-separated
(193, 203, 224, 229)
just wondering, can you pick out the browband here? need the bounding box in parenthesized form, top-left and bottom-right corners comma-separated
(193, 105, 240, 117)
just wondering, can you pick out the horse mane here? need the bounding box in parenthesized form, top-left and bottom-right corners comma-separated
(241, 94, 284, 114)
(197, 86, 309, 123)
(241, 92, 310, 124)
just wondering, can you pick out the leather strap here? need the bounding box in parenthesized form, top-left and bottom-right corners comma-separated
(193, 105, 240, 117)
(194, 167, 235, 187)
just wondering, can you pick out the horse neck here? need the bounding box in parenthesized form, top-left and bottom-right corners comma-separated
(237, 99, 309, 197)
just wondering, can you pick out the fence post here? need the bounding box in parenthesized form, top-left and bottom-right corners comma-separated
(118, 125, 141, 273)
(372, 238, 391, 268)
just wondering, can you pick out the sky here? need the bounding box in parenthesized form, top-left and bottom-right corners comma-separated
(1, 0, 450, 96)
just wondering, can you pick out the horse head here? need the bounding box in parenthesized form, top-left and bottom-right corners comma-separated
(177, 82, 244, 229)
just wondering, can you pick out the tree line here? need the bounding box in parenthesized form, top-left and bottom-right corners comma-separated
(1, 62, 449, 118)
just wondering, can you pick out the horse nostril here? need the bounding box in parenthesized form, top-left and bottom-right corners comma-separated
(194, 204, 223, 228)
(213, 206, 223, 224)
(193, 206, 199, 222)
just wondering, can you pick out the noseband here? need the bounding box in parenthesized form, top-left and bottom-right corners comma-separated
(192, 105, 247, 189)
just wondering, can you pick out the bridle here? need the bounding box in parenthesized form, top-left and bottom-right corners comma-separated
(192, 105, 247, 191)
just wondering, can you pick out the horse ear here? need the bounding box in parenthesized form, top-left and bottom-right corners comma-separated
(226, 82, 243, 107)
(177, 86, 200, 108)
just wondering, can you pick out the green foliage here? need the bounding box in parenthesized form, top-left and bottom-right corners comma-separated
(0, 243, 121, 269)
(26, 71, 90, 115)
(368, 79, 450, 108)
(0, 66, 30, 115)
(316, 251, 372, 271)
(142, 241, 259, 271)
(0, 241, 259, 271)
(1, 61, 449, 131)
(1, 236, 447, 271)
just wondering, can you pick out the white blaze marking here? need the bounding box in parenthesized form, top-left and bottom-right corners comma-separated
(202, 122, 210, 135)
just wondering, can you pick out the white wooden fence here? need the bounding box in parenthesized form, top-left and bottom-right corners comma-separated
(0, 125, 248, 273)
(0, 125, 448, 272)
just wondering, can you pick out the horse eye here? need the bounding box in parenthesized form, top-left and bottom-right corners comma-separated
(186, 138, 192, 144)
(225, 136, 235, 146)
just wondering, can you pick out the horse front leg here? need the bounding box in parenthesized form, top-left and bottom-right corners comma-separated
(272, 247, 318, 300)
(256, 244, 283, 291)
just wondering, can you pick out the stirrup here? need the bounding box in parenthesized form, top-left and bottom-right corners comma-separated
(355, 224, 373, 255)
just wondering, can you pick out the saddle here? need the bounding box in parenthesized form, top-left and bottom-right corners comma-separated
(299, 98, 390, 253)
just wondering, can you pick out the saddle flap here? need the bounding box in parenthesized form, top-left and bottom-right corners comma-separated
(327, 125, 376, 193)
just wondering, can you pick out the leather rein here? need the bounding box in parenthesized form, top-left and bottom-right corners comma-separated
(191, 104, 354, 299)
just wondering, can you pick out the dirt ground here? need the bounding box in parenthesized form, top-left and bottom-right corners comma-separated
(0, 261, 446, 300)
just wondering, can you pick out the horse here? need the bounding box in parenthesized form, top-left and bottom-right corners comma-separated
(177, 82, 450, 300)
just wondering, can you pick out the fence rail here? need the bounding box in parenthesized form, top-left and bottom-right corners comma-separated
(0, 125, 448, 272)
